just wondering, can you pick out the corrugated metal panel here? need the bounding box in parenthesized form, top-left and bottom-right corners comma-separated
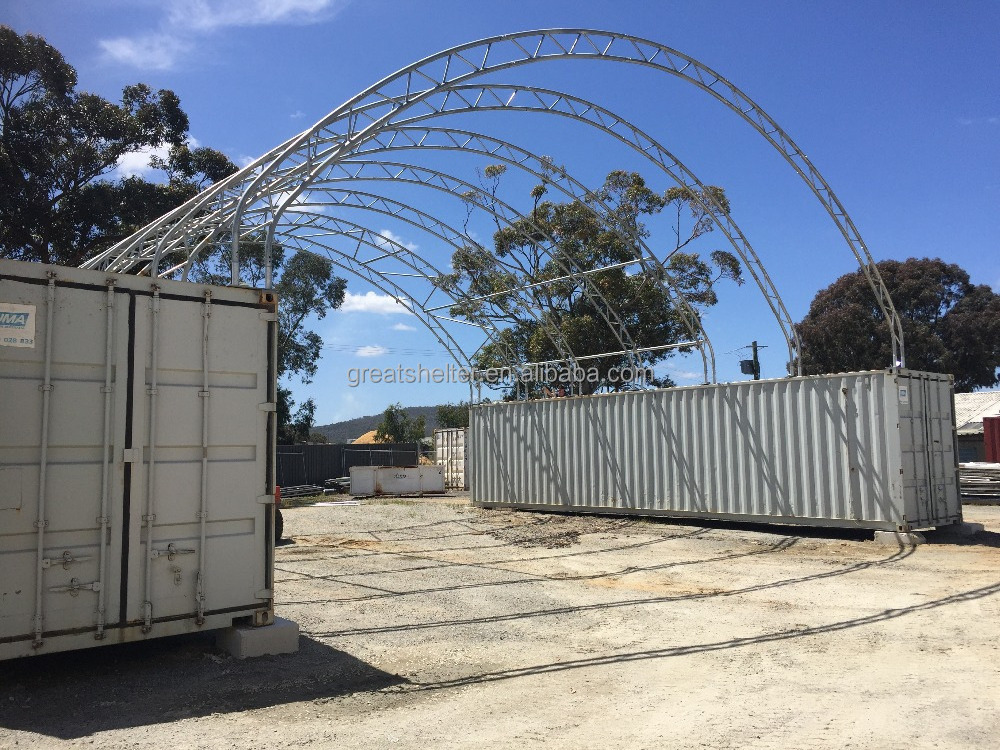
(1, 259, 274, 659)
(470, 370, 961, 531)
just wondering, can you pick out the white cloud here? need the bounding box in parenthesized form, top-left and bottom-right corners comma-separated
(112, 142, 171, 180)
(273, 190, 317, 215)
(340, 291, 413, 315)
(355, 345, 389, 358)
(665, 365, 702, 382)
(958, 116, 1000, 126)
(169, 0, 343, 31)
(377, 229, 418, 252)
(99, 34, 192, 71)
(392, 322, 417, 332)
(290, 110, 306, 119)
(100, 1, 348, 70)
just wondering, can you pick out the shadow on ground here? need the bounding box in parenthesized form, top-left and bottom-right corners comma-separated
(0, 633, 404, 740)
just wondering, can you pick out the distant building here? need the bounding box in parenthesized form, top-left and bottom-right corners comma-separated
(955, 391, 1000, 462)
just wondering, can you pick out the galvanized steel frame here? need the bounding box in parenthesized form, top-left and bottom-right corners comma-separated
(81, 28, 904, 382)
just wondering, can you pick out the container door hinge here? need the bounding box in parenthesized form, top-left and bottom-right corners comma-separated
(258, 402, 276, 412)
(122, 448, 140, 463)
(259, 311, 278, 322)
(255, 588, 273, 599)
(257, 494, 275, 505)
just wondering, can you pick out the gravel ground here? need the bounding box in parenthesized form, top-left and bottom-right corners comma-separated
(2, 499, 999, 749)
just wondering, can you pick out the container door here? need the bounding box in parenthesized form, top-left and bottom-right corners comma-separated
(897, 372, 960, 527)
(0, 271, 126, 649)
(122, 290, 273, 629)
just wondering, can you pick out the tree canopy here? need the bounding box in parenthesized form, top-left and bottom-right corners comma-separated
(437, 167, 743, 397)
(436, 402, 470, 429)
(0, 26, 238, 266)
(796, 258, 1000, 391)
(375, 403, 427, 443)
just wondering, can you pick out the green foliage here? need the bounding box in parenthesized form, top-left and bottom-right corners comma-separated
(0, 27, 238, 266)
(276, 385, 317, 444)
(375, 403, 427, 443)
(436, 401, 470, 429)
(438, 169, 742, 396)
(796, 258, 1000, 392)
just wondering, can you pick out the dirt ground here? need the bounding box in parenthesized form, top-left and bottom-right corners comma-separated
(2, 499, 999, 750)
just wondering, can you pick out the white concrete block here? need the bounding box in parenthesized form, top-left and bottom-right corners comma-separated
(216, 616, 300, 659)
(873, 530, 926, 547)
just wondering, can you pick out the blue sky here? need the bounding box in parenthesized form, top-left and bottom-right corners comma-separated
(3, 1, 998, 425)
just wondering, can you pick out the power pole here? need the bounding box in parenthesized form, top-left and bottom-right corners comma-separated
(739, 341, 765, 380)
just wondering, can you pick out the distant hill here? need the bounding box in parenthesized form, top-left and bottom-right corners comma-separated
(313, 405, 442, 444)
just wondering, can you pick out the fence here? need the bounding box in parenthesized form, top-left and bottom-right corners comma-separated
(276, 443, 419, 487)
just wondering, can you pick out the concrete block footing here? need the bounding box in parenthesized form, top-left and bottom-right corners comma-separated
(874, 530, 926, 547)
(216, 616, 299, 659)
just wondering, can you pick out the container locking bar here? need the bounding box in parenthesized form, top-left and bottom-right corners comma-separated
(32, 273, 57, 649)
(150, 543, 196, 561)
(141, 286, 162, 634)
(49, 579, 102, 596)
(196, 290, 212, 625)
(96, 278, 116, 639)
(41, 551, 94, 570)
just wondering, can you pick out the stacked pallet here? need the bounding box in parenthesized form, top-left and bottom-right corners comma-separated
(959, 462, 1000, 501)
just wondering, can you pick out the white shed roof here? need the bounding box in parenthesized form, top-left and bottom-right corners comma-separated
(955, 391, 1000, 435)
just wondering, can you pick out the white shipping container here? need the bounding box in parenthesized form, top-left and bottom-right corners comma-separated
(1, 260, 277, 660)
(471, 370, 962, 531)
(434, 427, 468, 490)
(350, 465, 445, 496)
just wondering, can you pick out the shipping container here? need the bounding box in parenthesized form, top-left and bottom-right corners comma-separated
(471, 370, 961, 531)
(434, 428, 468, 490)
(350, 465, 445, 496)
(985, 416, 1000, 463)
(0, 259, 277, 660)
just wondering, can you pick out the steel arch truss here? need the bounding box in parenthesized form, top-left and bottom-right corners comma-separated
(82, 28, 904, 391)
